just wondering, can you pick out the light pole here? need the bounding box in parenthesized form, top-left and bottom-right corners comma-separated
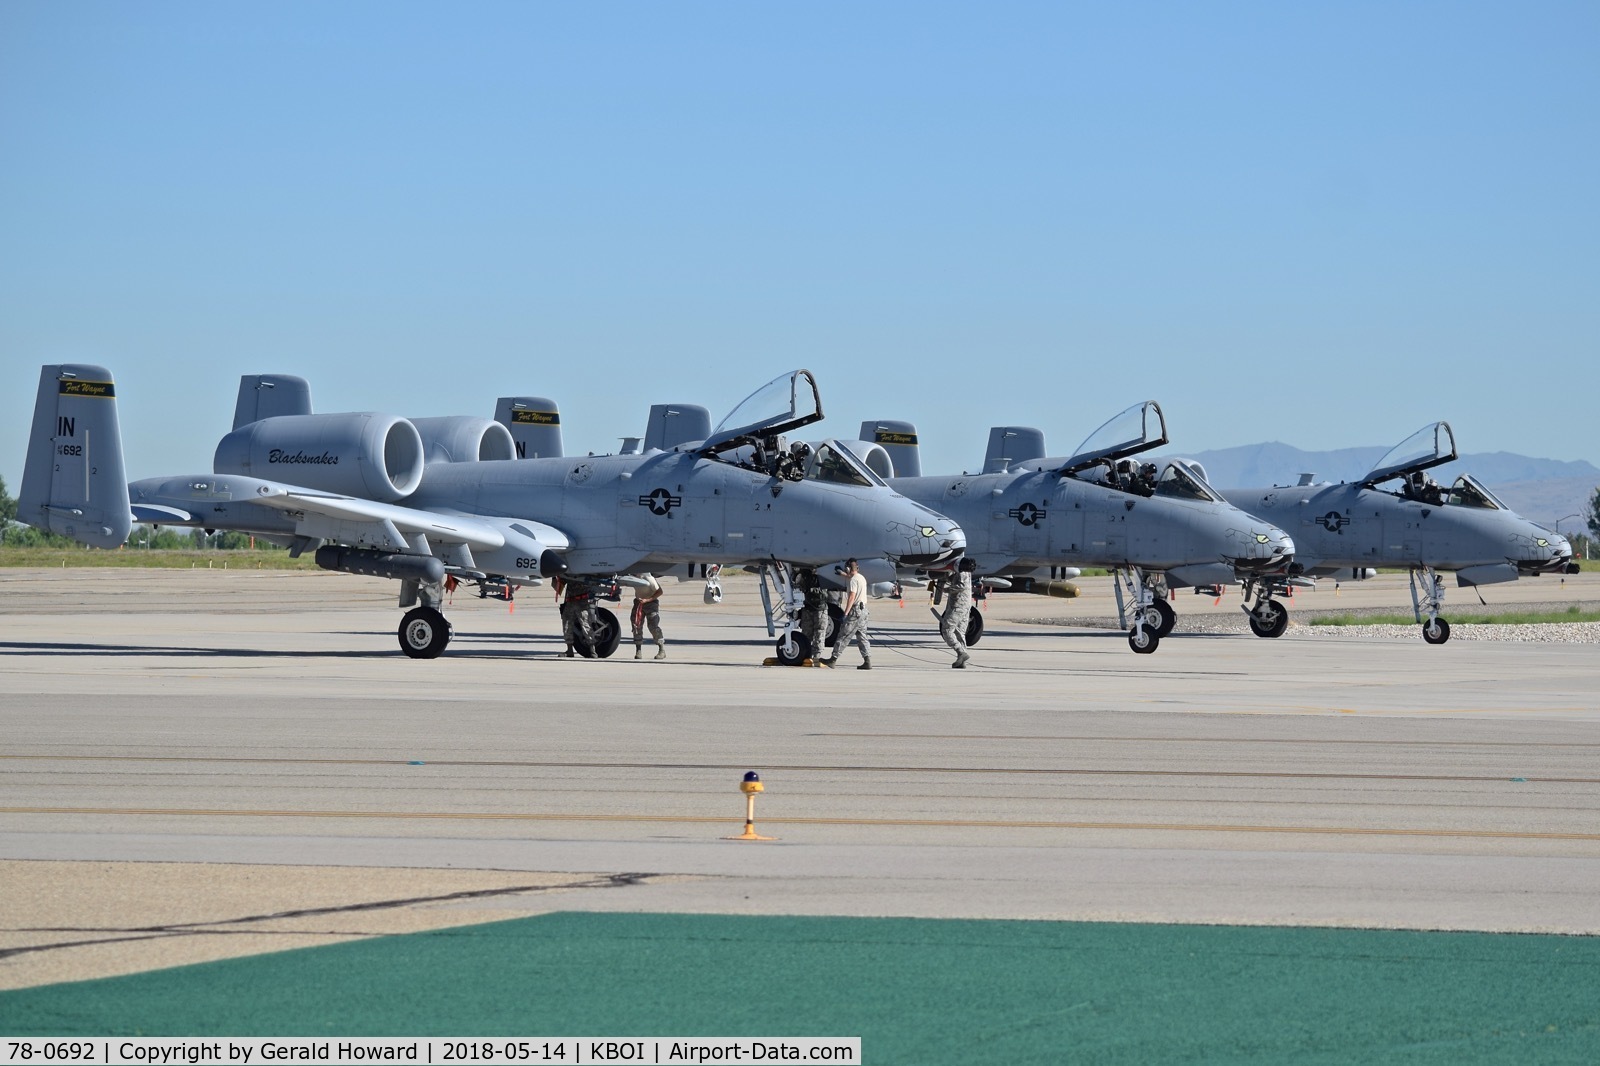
(1555, 513, 1581, 536)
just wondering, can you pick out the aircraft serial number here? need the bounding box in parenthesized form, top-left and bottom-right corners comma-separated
(57, 444, 83, 456)
(6, 1042, 98, 1060)
(514, 557, 540, 569)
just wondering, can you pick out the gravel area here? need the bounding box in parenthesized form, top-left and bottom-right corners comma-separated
(1022, 600, 1600, 643)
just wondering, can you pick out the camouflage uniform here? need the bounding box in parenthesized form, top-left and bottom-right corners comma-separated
(940, 570, 974, 668)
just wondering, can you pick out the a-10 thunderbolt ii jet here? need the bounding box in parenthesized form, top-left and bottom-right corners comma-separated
(844, 402, 1297, 654)
(20, 365, 965, 660)
(1215, 422, 1575, 644)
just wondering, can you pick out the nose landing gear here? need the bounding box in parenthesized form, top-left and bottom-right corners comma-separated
(1114, 566, 1163, 654)
(1241, 575, 1290, 638)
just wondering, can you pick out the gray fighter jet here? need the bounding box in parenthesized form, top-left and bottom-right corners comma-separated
(20, 365, 965, 660)
(849, 402, 1297, 654)
(1217, 422, 1574, 644)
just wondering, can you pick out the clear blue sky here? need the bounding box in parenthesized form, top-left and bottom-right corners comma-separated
(3, 1, 1596, 486)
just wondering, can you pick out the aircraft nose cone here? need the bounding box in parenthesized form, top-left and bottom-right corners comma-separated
(891, 511, 966, 567)
(1226, 525, 1296, 573)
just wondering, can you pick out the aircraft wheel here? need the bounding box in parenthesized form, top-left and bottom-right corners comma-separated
(826, 603, 844, 647)
(965, 610, 984, 647)
(1144, 599, 1176, 638)
(398, 607, 451, 659)
(576, 608, 621, 658)
(1248, 600, 1289, 639)
(774, 632, 812, 666)
(1128, 626, 1160, 654)
(1422, 617, 1451, 645)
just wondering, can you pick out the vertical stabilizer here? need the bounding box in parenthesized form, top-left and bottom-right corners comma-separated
(983, 426, 1047, 473)
(859, 420, 921, 478)
(19, 364, 132, 548)
(645, 403, 712, 451)
(233, 374, 312, 429)
(495, 396, 563, 458)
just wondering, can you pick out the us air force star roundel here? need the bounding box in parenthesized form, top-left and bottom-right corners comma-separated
(1008, 502, 1046, 527)
(641, 488, 682, 516)
(1319, 511, 1350, 534)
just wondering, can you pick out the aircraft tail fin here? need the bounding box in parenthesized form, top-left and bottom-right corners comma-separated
(858, 420, 921, 478)
(983, 426, 1047, 473)
(645, 403, 712, 451)
(495, 396, 563, 458)
(19, 364, 132, 548)
(233, 374, 312, 429)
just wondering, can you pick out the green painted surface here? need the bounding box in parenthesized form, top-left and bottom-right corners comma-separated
(4, 913, 1598, 1063)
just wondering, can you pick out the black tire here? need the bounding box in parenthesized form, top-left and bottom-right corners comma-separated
(774, 631, 812, 666)
(1422, 617, 1451, 645)
(575, 607, 622, 659)
(398, 607, 451, 659)
(1146, 598, 1177, 638)
(1248, 600, 1289, 639)
(1128, 627, 1160, 654)
(965, 610, 984, 647)
(826, 603, 844, 647)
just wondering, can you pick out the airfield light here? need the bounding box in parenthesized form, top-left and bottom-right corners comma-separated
(724, 771, 776, 841)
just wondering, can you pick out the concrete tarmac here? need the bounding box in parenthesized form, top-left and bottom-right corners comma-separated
(2, 566, 1597, 990)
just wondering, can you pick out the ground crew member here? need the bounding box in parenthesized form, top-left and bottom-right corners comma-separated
(941, 557, 977, 668)
(559, 577, 597, 657)
(631, 572, 666, 660)
(799, 569, 831, 660)
(822, 558, 871, 670)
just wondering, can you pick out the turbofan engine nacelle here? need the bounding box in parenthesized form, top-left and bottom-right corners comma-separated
(213, 413, 425, 503)
(410, 416, 516, 464)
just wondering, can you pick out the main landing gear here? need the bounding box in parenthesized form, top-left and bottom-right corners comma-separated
(761, 562, 814, 666)
(1410, 566, 1452, 645)
(573, 607, 622, 658)
(399, 605, 453, 659)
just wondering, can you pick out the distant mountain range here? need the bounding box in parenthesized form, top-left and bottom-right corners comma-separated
(1162, 443, 1599, 532)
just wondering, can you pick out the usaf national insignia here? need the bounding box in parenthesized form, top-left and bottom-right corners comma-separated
(641, 487, 682, 516)
(1318, 511, 1350, 534)
(1008, 502, 1046, 527)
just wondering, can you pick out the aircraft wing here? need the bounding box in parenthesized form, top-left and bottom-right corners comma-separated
(130, 473, 569, 562)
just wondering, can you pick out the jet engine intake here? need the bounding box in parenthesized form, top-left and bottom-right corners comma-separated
(214, 413, 425, 502)
(410, 416, 516, 464)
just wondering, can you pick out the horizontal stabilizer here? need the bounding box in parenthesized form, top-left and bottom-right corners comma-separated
(131, 503, 195, 523)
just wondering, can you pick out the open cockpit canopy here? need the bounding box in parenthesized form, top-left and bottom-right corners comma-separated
(1057, 401, 1169, 478)
(701, 370, 823, 457)
(1362, 422, 1457, 487)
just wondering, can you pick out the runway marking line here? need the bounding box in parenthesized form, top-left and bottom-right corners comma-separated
(3, 754, 1596, 783)
(4, 806, 1597, 841)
